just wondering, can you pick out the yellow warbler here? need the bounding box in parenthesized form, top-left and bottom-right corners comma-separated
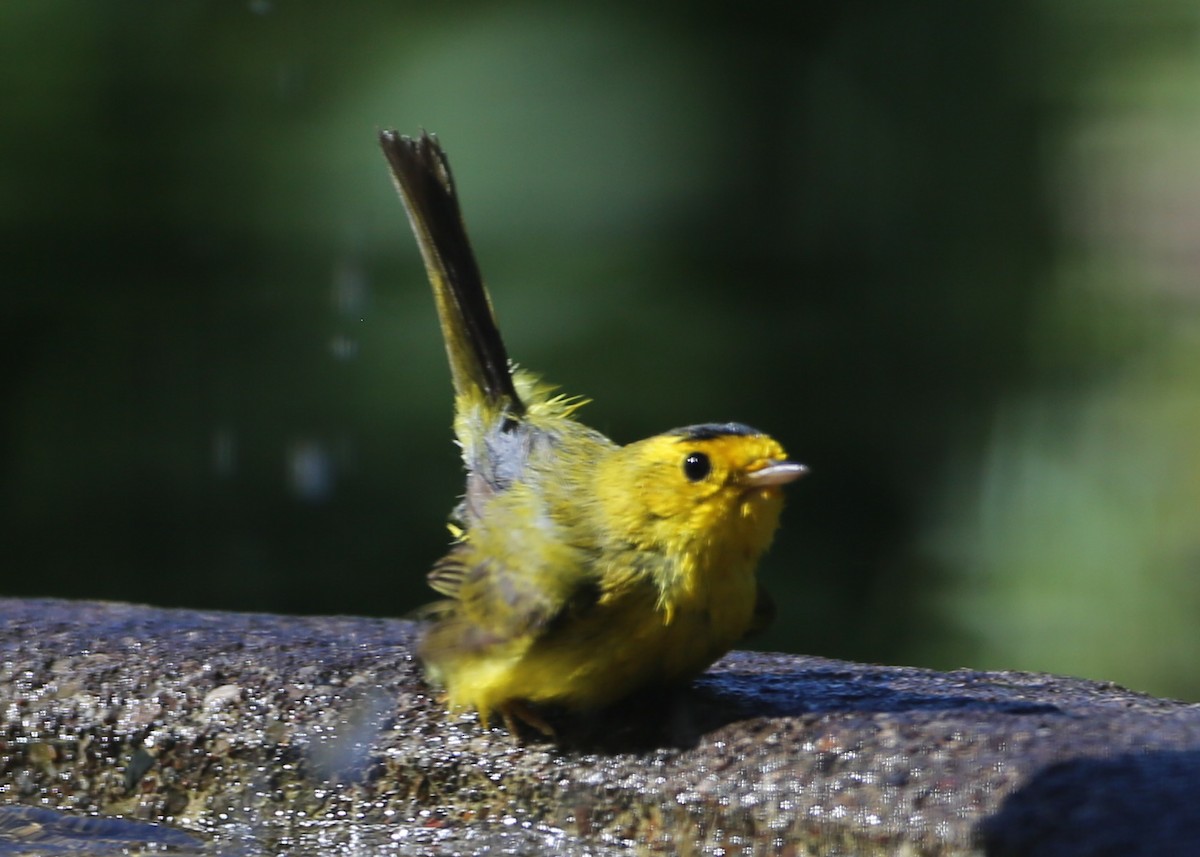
(379, 131, 805, 736)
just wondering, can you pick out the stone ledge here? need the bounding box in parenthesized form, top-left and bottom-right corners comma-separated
(1, 598, 1197, 855)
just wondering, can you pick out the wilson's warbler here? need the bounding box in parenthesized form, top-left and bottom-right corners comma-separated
(379, 130, 806, 736)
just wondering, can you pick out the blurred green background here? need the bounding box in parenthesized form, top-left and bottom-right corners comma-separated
(4, 1, 1199, 699)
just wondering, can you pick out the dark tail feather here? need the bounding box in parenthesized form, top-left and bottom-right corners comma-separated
(379, 130, 523, 413)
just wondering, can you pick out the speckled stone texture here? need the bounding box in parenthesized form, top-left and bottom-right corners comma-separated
(1, 598, 1198, 856)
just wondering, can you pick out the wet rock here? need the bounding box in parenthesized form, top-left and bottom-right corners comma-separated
(1, 598, 1198, 855)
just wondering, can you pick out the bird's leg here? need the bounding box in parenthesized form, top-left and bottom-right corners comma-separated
(497, 699, 556, 741)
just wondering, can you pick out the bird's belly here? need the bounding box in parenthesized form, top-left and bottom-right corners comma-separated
(446, 578, 757, 714)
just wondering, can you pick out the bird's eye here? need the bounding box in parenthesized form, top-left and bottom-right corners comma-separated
(683, 452, 711, 482)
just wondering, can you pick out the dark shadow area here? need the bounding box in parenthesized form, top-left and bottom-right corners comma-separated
(977, 750, 1200, 857)
(0, 805, 203, 856)
(696, 666, 1063, 719)
(545, 662, 1063, 753)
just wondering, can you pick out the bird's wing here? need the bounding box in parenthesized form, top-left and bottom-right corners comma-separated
(426, 502, 602, 643)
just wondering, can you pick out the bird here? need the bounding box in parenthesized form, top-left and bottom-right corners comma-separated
(379, 130, 806, 737)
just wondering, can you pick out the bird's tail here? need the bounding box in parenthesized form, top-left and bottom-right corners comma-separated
(379, 130, 524, 415)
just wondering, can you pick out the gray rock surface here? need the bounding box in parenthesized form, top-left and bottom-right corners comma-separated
(0, 598, 1198, 856)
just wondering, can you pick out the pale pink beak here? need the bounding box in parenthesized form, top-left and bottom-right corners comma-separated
(743, 460, 808, 487)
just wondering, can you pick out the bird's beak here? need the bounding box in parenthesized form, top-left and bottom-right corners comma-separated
(743, 460, 808, 487)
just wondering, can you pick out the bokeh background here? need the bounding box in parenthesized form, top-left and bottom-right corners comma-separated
(4, 2, 1199, 700)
